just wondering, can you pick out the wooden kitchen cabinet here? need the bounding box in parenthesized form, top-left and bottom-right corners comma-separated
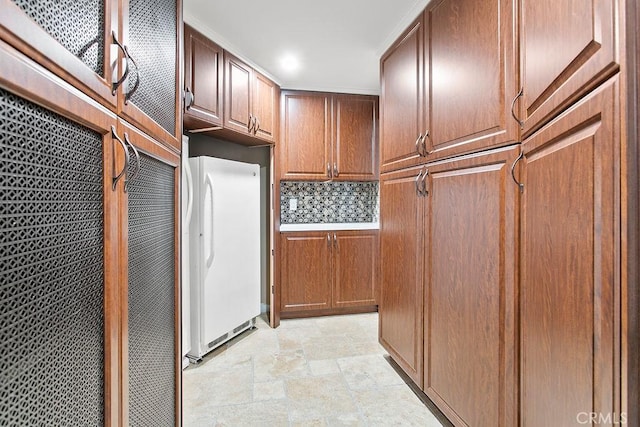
(183, 23, 223, 130)
(280, 230, 378, 316)
(519, 76, 620, 427)
(379, 165, 426, 387)
(519, 0, 618, 136)
(223, 52, 278, 144)
(0, 0, 183, 150)
(379, 16, 424, 173)
(424, 0, 518, 160)
(280, 232, 332, 312)
(422, 145, 519, 427)
(279, 91, 378, 181)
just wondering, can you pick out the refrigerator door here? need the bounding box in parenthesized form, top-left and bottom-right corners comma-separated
(193, 156, 261, 352)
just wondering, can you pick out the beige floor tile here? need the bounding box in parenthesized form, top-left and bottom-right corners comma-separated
(353, 385, 443, 427)
(290, 418, 327, 427)
(337, 354, 405, 390)
(183, 356, 253, 408)
(303, 335, 359, 360)
(326, 413, 367, 426)
(286, 374, 358, 420)
(253, 349, 310, 382)
(209, 400, 289, 427)
(308, 359, 341, 376)
(252, 380, 285, 401)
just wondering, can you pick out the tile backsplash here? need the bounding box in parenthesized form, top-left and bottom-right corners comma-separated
(280, 181, 379, 224)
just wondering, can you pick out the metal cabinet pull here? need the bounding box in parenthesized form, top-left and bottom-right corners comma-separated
(333, 163, 339, 178)
(415, 133, 424, 156)
(511, 87, 524, 129)
(333, 233, 337, 248)
(184, 87, 195, 110)
(327, 233, 331, 247)
(327, 162, 332, 178)
(124, 52, 140, 104)
(111, 31, 131, 96)
(421, 131, 431, 156)
(248, 114, 254, 133)
(111, 126, 130, 191)
(510, 147, 525, 193)
(420, 168, 429, 196)
(123, 133, 141, 193)
(254, 116, 260, 134)
(415, 169, 424, 196)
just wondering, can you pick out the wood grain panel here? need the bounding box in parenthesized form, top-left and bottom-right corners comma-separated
(280, 232, 332, 311)
(424, 145, 519, 427)
(183, 24, 223, 129)
(333, 95, 379, 181)
(224, 53, 252, 135)
(279, 91, 330, 179)
(521, 0, 618, 135)
(425, 0, 518, 159)
(379, 166, 426, 386)
(520, 77, 619, 427)
(380, 16, 425, 173)
(253, 71, 277, 142)
(333, 231, 378, 307)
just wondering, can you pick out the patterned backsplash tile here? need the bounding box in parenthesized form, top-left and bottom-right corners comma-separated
(280, 181, 379, 224)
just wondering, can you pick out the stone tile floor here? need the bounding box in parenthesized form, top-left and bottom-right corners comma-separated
(183, 313, 444, 427)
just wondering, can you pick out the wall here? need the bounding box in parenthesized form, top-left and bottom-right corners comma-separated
(187, 132, 272, 312)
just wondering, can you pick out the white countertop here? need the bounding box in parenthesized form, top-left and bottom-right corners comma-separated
(280, 222, 379, 232)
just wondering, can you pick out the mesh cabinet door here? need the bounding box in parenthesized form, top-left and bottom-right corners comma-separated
(0, 85, 118, 425)
(120, 0, 180, 148)
(0, 0, 117, 106)
(121, 123, 179, 427)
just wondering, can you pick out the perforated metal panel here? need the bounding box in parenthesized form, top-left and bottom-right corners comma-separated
(127, 0, 177, 135)
(127, 152, 176, 427)
(12, 0, 105, 76)
(0, 89, 105, 425)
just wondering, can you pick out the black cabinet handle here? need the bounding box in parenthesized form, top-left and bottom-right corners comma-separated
(111, 31, 130, 96)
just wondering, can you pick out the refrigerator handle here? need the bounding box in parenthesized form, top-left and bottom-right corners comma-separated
(205, 173, 215, 268)
(184, 157, 194, 226)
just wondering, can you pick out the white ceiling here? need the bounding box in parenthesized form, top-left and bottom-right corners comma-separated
(183, 0, 430, 95)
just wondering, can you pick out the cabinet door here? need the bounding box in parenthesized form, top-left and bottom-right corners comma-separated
(279, 91, 331, 180)
(520, 77, 619, 426)
(120, 0, 181, 150)
(119, 121, 181, 427)
(253, 71, 278, 142)
(520, 0, 618, 135)
(333, 95, 379, 181)
(280, 233, 332, 312)
(425, 0, 518, 159)
(333, 231, 378, 308)
(183, 23, 223, 129)
(380, 16, 425, 173)
(379, 166, 426, 387)
(224, 53, 253, 136)
(423, 145, 519, 427)
(0, 44, 120, 425)
(0, 0, 117, 108)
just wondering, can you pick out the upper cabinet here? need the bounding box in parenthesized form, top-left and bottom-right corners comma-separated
(279, 90, 379, 181)
(380, 16, 425, 173)
(182, 27, 279, 146)
(424, 0, 518, 159)
(380, 0, 518, 172)
(519, 0, 618, 136)
(118, 0, 182, 149)
(0, 0, 118, 109)
(0, 0, 183, 150)
(184, 23, 223, 130)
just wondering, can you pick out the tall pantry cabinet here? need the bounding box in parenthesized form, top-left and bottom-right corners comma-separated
(379, 0, 632, 426)
(0, 1, 182, 426)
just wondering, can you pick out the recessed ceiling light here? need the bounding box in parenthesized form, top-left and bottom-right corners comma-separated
(280, 54, 300, 73)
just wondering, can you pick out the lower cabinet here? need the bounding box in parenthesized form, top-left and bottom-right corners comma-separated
(280, 230, 378, 316)
(379, 144, 520, 421)
(0, 42, 180, 426)
(519, 76, 620, 427)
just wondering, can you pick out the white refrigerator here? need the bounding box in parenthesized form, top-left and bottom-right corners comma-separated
(187, 156, 261, 361)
